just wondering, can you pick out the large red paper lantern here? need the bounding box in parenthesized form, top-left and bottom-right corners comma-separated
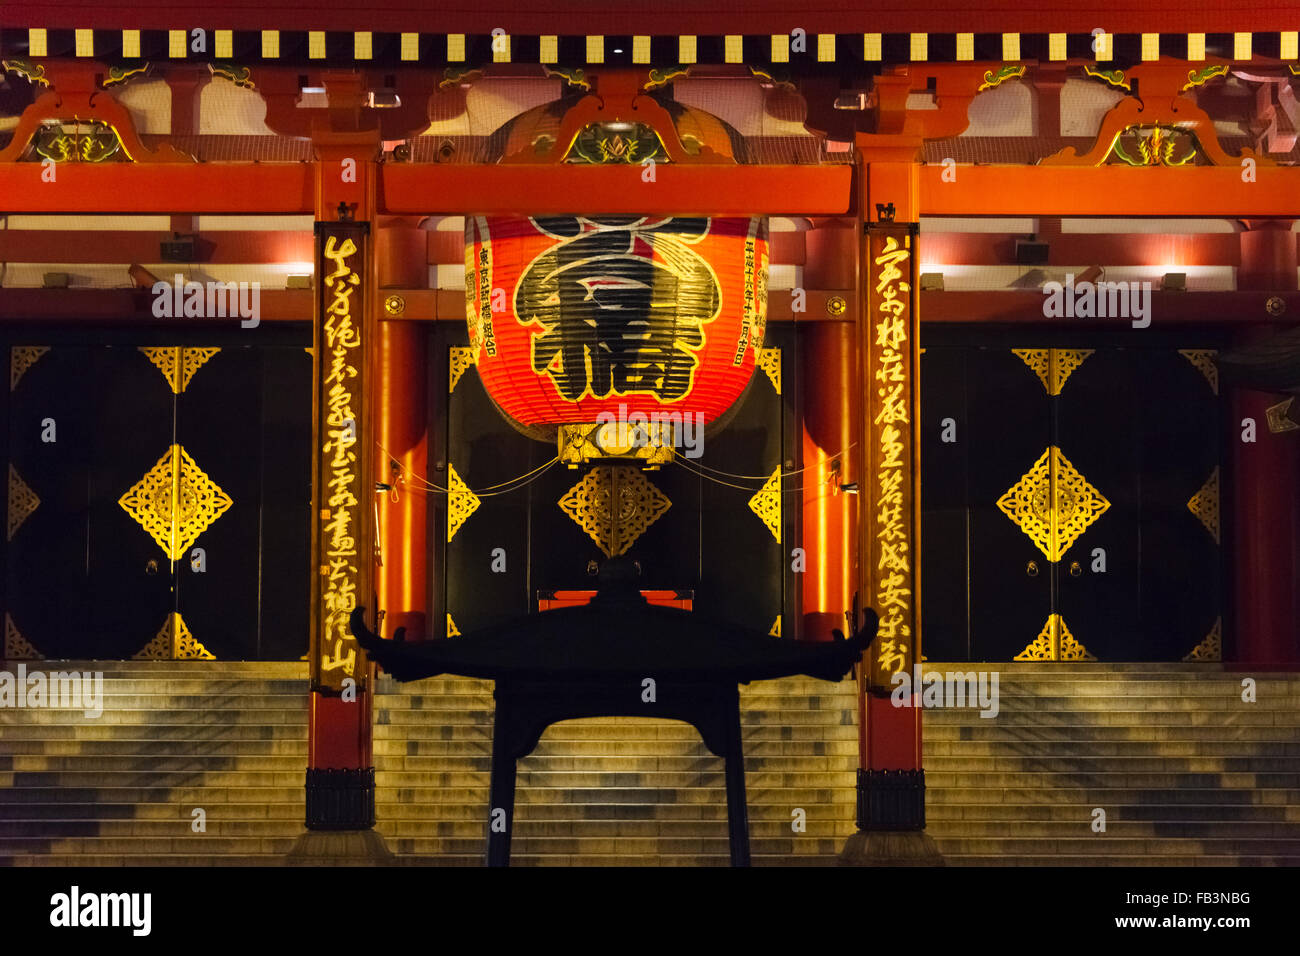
(465, 215, 768, 438)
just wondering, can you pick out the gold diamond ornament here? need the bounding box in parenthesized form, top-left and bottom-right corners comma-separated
(558, 465, 671, 558)
(118, 444, 232, 561)
(997, 446, 1110, 562)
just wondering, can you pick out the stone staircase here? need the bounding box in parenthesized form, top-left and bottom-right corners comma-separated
(0, 662, 306, 865)
(2, 661, 1299, 865)
(923, 664, 1300, 865)
(373, 674, 858, 865)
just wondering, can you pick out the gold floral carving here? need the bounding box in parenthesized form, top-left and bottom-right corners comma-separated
(1178, 349, 1219, 395)
(133, 613, 214, 660)
(558, 465, 671, 558)
(755, 347, 781, 394)
(768, 617, 782, 637)
(446, 614, 462, 638)
(449, 346, 476, 393)
(1187, 467, 1220, 545)
(1182, 617, 1222, 662)
(1012, 348, 1093, 395)
(138, 347, 221, 394)
(10, 346, 49, 390)
(8, 464, 39, 541)
(4, 613, 42, 660)
(118, 444, 233, 561)
(1015, 613, 1096, 662)
(997, 446, 1110, 562)
(445, 463, 480, 542)
(748, 467, 782, 542)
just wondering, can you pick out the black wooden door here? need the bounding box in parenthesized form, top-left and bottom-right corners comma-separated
(4, 338, 310, 661)
(921, 337, 1223, 662)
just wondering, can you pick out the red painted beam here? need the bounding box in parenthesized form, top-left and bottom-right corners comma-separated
(423, 225, 807, 264)
(920, 290, 1300, 323)
(3, 1, 1293, 35)
(381, 164, 853, 217)
(921, 232, 1244, 268)
(921, 166, 1300, 218)
(0, 231, 314, 264)
(0, 164, 314, 215)
(0, 289, 313, 320)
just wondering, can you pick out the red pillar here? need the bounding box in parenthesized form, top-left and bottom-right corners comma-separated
(840, 144, 939, 863)
(375, 218, 429, 642)
(800, 221, 858, 642)
(297, 74, 386, 845)
(1232, 221, 1300, 664)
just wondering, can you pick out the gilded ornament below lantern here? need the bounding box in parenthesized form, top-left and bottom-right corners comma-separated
(449, 346, 476, 393)
(558, 466, 671, 558)
(118, 444, 233, 561)
(997, 446, 1110, 562)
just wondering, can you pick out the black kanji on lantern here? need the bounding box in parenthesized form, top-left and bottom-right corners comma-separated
(516, 216, 722, 401)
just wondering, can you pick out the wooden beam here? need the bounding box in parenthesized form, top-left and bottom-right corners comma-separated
(381, 165, 853, 217)
(921, 166, 1300, 218)
(6, 1, 1292, 35)
(376, 288, 856, 321)
(0, 164, 314, 215)
(0, 231, 313, 264)
(0, 289, 313, 320)
(920, 290, 1300, 323)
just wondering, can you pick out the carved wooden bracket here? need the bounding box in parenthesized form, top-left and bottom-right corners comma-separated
(1042, 58, 1275, 167)
(502, 69, 731, 164)
(0, 61, 192, 163)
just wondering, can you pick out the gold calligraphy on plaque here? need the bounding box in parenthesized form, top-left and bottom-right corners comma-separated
(867, 231, 916, 690)
(315, 230, 366, 688)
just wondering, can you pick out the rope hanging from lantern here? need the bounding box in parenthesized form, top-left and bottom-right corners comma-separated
(376, 441, 561, 498)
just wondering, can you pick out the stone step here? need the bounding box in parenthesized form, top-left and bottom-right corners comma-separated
(0, 770, 304, 787)
(0, 724, 307, 741)
(922, 724, 1300, 741)
(923, 740, 1300, 756)
(0, 709, 307, 726)
(1, 755, 307, 772)
(927, 756, 1300, 772)
(0, 801, 301, 821)
(926, 786, 1300, 805)
(0, 739, 309, 757)
(925, 802, 1300, 822)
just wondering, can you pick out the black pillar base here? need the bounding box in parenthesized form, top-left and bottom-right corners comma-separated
(305, 767, 376, 830)
(856, 768, 926, 830)
(840, 768, 943, 865)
